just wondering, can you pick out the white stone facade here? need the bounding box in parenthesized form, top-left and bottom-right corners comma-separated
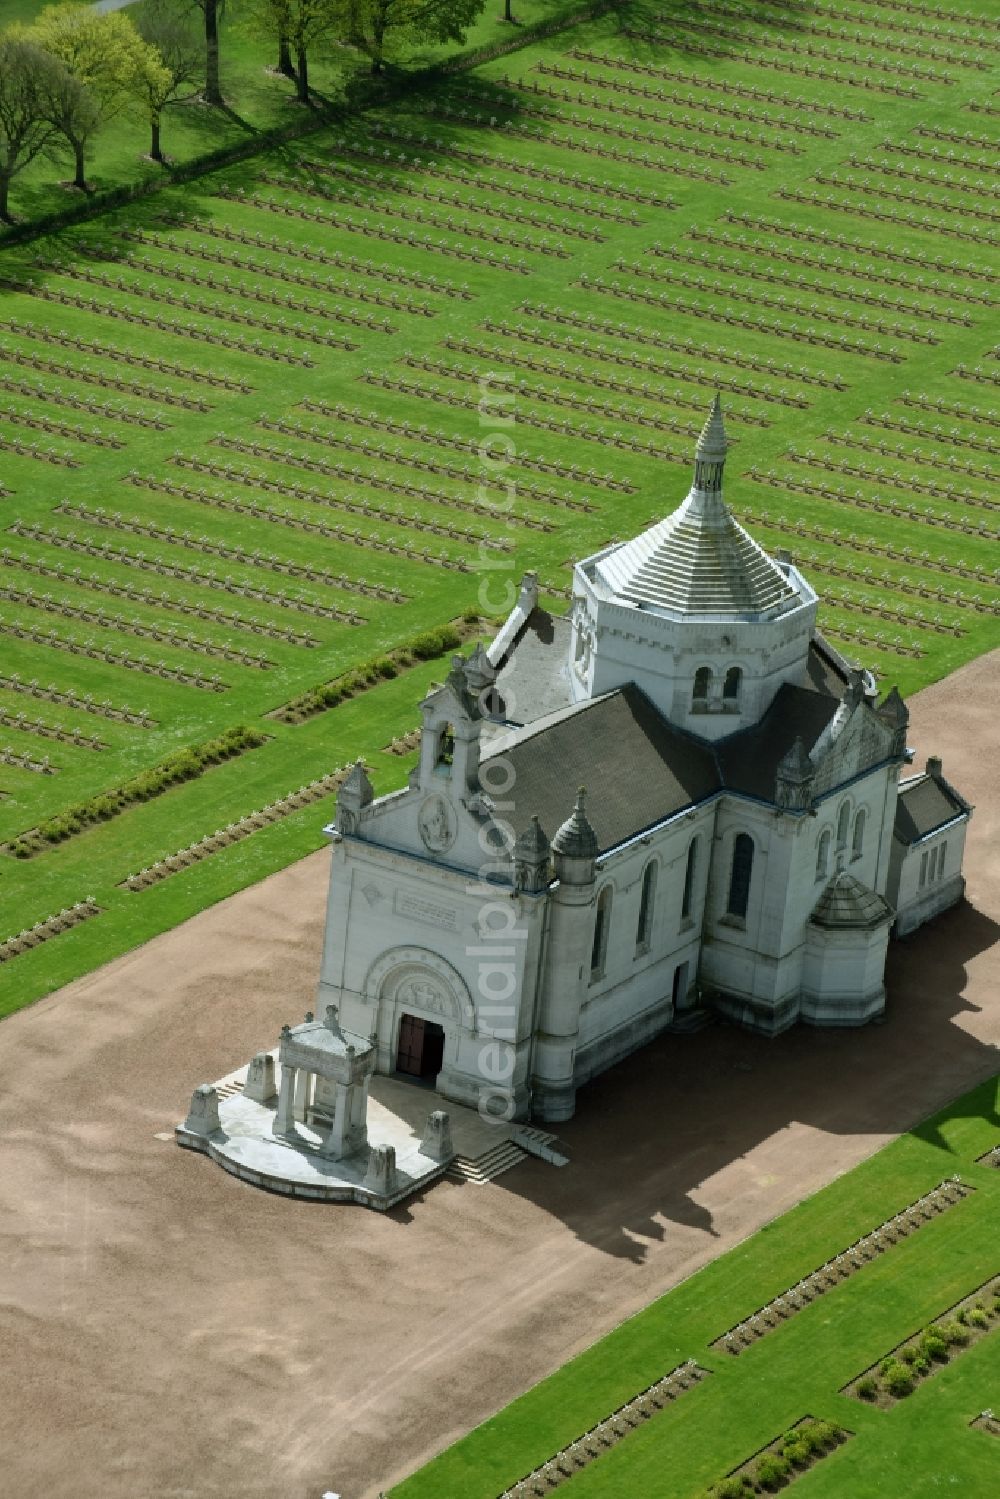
(313, 404, 972, 1123)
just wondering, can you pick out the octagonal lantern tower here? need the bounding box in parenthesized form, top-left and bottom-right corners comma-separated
(568, 398, 819, 741)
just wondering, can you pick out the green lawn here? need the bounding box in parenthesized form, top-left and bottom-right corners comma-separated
(0, 0, 998, 1019)
(391, 1077, 1000, 1497)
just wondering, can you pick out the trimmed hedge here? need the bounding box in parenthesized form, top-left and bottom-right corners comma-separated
(7, 725, 268, 857)
(276, 623, 465, 723)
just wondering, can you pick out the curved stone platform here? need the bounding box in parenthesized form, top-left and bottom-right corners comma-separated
(176, 1063, 513, 1209)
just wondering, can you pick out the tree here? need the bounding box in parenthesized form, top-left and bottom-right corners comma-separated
(250, 0, 341, 101)
(187, 0, 227, 105)
(0, 38, 68, 223)
(35, 56, 100, 192)
(25, 3, 168, 187)
(134, 0, 201, 161)
(348, 0, 486, 73)
(28, 3, 152, 117)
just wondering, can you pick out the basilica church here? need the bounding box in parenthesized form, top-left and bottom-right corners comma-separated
(315, 401, 972, 1124)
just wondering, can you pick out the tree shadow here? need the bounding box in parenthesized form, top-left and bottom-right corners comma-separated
(610, 0, 815, 61)
(493, 897, 1000, 1262)
(264, 74, 535, 217)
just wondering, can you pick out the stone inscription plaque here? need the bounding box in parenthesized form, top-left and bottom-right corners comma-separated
(395, 889, 458, 931)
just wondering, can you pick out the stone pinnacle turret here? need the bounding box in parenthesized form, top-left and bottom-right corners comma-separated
(693, 393, 729, 492)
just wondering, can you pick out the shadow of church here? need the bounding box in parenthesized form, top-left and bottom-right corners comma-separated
(480, 898, 1000, 1262)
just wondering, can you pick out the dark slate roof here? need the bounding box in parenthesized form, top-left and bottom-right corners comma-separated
(489, 607, 573, 725)
(478, 629, 870, 851)
(485, 685, 720, 853)
(715, 683, 840, 800)
(894, 774, 970, 844)
(810, 871, 893, 930)
(804, 633, 853, 697)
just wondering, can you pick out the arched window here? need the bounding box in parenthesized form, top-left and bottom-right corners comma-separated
(723, 666, 742, 703)
(816, 829, 831, 882)
(727, 834, 754, 920)
(692, 666, 712, 707)
(636, 862, 656, 951)
(436, 723, 455, 767)
(836, 800, 851, 851)
(591, 885, 612, 980)
(852, 809, 866, 861)
(681, 836, 698, 921)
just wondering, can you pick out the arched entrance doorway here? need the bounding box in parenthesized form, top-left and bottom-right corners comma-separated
(396, 1014, 446, 1081)
(363, 947, 477, 1100)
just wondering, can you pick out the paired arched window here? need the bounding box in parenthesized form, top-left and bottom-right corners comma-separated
(591, 885, 612, 979)
(681, 836, 698, 921)
(636, 862, 657, 950)
(852, 809, 866, 861)
(723, 666, 742, 703)
(816, 829, 832, 882)
(836, 800, 851, 851)
(692, 666, 712, 706)
(727, 834, 754, 920)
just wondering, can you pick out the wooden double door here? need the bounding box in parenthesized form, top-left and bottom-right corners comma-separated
(395, 1013, 446, 1080)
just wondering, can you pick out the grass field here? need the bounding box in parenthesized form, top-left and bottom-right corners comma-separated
(0, 0, 998, 1021)
(390, 1076, 1000, 1498)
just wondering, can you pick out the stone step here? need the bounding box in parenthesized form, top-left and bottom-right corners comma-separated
(513, 1125, 570, 1166)
(447, 1140, 528, 1184)
(666, 1008, 715, 1035)
(215, 1080, 245, 1100)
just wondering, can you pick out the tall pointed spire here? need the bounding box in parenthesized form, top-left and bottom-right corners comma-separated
(693, 394, 729, 493)
(593, 392, 795, 617)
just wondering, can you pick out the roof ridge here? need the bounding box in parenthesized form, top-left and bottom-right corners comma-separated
(481, 686, 622, 760)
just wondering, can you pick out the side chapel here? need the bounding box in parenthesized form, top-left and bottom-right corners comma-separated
(315, 401, 972, 1123)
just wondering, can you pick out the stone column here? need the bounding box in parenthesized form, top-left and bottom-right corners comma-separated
(273, 1064, 297, 1136)
(294, 1068, 312, 1123)
(362, 1143, 398, 1198)
(349, 1077, 369, 1151)
(322, 1081, 351, 1158)
(183, 1084, 220, 1137)
(420, 1110, 454, 1162)
(244, 1052, 277, 1104)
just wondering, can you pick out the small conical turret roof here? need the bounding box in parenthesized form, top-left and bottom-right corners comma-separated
(551, 787, 598, 860)
(876, 685, 908, 726)
(810, 870, 893, 930)
(594, 399, 797, 618)
(515, 813, 550, 860)
(339, 758, 374, 806)
(778, 736, 813, 780)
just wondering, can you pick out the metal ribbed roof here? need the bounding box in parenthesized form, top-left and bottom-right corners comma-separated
(595, 400, 797, 617)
